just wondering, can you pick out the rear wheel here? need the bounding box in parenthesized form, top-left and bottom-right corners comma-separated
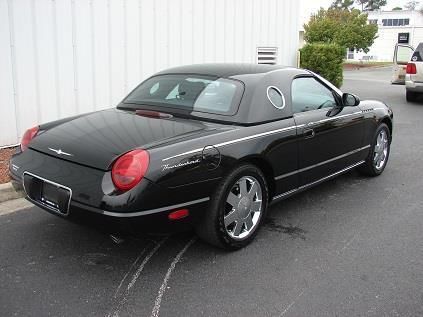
(359, 123, 391, 177)
(406, 90, 418, 102)
(196, 164, 268, 250)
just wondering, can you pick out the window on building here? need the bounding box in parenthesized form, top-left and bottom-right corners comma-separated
(368, 19, 378, 24)
(256, 47, 278, 65)
(382, 18, 410, 27)
(347, 47, 354, 60)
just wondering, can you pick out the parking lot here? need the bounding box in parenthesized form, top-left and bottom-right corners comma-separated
(1, 67, 423, 317)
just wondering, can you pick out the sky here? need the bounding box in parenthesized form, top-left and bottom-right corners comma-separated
(300, 0, 416, 24)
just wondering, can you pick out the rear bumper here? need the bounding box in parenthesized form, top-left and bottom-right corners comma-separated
(23, 194, 209, 234)
(9, 149, 214, 224)
(405, 78, 423, 92)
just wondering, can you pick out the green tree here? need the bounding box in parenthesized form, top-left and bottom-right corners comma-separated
(300, 43, 345, 87)
(356, 0, 387, 11)
(365, 0, 387, 10)
(330, 0, 354, 10)
(304, 8, 378, 53)
(404, 1, 419, 10)
(356, 0, 368, 11)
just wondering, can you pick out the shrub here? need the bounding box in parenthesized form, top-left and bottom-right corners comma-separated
(300, 43, 345, 88)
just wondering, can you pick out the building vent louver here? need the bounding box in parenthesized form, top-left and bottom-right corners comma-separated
(257, 47, 278, 65)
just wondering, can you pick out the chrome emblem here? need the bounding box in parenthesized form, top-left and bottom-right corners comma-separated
(48, 148, 73, 156)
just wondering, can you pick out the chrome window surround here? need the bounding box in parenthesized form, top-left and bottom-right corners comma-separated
(266, 86, 286, 110)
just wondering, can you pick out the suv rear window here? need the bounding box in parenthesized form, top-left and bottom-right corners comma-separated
(123, 74, 243, 116)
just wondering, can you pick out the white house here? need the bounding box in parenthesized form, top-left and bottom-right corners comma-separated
(348, 9, 423, 61)
(0, 0, 301, 148)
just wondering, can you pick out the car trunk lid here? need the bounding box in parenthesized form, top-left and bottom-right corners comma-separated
(29, 109, 210, 170)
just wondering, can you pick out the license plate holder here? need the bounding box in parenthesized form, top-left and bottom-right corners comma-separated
(23, 172, 72, 216)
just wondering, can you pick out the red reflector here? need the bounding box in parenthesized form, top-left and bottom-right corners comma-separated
(406, 63, 417, 74)
(21, 126, 39, 152)
(168, 209, 189, 220)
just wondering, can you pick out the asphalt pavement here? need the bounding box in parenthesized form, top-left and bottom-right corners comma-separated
(1, 67, 423, 317)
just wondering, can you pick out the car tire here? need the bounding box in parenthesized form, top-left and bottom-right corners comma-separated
(358, 123, 391, 177)
(195, 164, 268, 250)
(406, 90, 418, 102)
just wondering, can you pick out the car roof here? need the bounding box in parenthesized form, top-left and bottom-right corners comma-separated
(154, 63, 295, 78)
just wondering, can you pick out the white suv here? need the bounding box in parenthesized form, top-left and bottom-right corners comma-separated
(405, 43, 423, 102)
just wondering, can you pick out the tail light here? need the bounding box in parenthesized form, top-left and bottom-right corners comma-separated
(111, 149, 149, 191)
(21, 126, 39, 152)
(406, 63, 417, 74)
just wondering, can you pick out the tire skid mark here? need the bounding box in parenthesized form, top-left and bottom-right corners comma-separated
(150, 237, 197, 317)
(113, 246, 148, 299)
(106, 237, 168, 317)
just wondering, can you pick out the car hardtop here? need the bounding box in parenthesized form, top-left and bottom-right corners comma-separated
(139, 63, 316, 125)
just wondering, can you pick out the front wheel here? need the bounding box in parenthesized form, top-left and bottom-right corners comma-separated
(196, 164, 268, 250)
(359, 123, 391, 176)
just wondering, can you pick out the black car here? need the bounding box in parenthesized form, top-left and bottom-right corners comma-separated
(10, 64, 393, 249)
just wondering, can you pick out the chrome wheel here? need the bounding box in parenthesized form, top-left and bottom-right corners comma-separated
(373, 129, 389, 170)
(224, 176, 263, 240)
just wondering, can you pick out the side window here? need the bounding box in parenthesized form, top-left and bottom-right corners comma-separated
(291, 77, 337, 113)
(411, 43, 423, 62)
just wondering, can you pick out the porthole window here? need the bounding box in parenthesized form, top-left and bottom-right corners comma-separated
(267, 86, 285, 109)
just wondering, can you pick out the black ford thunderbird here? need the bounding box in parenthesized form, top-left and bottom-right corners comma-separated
(10, 64, 393, 249)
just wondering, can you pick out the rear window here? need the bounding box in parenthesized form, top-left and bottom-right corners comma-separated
(123, 74, 243, 116)
(412, 43, 423, 62)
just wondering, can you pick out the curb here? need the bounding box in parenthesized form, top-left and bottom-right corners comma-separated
(0, 181, 25, 203)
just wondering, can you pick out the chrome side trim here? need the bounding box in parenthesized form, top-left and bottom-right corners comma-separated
(274, 145, 370, 180)
(305, 111, 363, 126)
(272, 160, 365, 202)
(162, 111, 365, 162)
(162, 148, 204, 162)
(214, 126, 296, 148)
(23, 171, 73, 216)
(162, 125, 297, 161)
(100, 197, 210, 217)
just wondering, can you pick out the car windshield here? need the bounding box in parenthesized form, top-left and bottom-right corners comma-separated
(122, 74, 243, 116)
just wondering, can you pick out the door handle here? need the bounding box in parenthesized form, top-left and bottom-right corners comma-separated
(303, 128, 315, 139)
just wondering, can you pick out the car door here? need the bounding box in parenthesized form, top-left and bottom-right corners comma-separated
(292, 76, 365, 186)
(392, 43, 414, 84)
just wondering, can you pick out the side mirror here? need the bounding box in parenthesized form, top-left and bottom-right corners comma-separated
(342, 93, 360, 107)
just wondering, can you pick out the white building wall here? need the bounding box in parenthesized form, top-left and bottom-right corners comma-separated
(0, 0, 300, 147)
(352, 10, 423, 61)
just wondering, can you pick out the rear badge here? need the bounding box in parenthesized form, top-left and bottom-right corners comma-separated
(162, 159, 200, 171)
(48, 148, 74, 156)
